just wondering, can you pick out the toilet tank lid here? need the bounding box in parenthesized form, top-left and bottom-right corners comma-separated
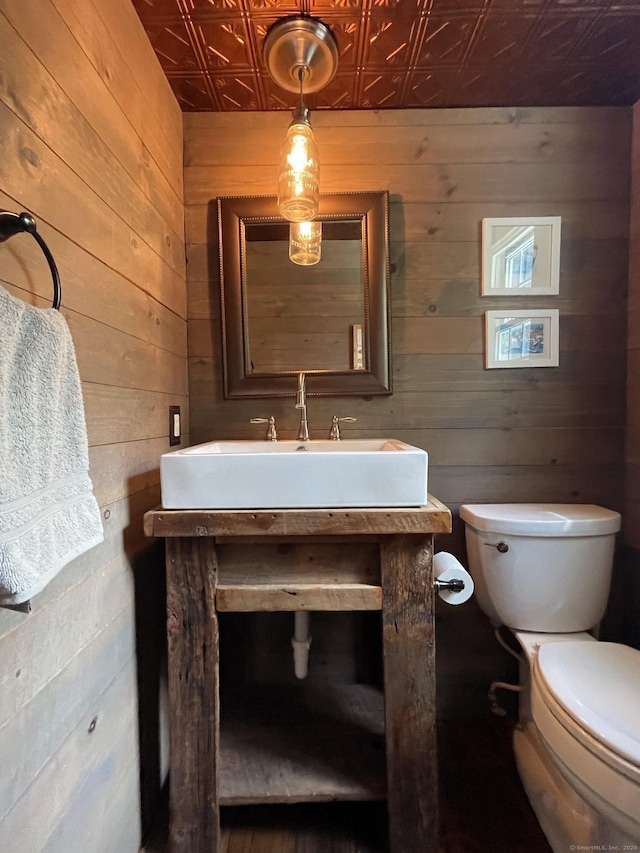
(459, 504, 621, 536)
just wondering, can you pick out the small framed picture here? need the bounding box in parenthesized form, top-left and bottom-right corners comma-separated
(485, 309, 559, 369)
(481, 216, 561, 295)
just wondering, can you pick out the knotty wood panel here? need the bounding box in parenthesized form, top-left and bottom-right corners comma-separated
(107, 777, 145, 853)
(622, 100, 640, 655)
(185, 117, 629, 169)
(219, 685, 386, 804)
(165, 537, 221, 853)
(83, 384, 190, 446)
(0, 605, 135, 815)
(6, 0, 183, 206)
(58, 0, 184, 190)
(0, 487, 161, 650)
(0, 192, 187, 337)
(17, 673, 140, 853)
(216, 541, 382, 611)
(216, 584, 382, 612)
(0, 2, 185, 852)
(0, 553, 134, 728)
(189, 382, 624, 431)
(216, 542, 380, 584)
(0, 660, 139, 853)
(0, 10, 183, 274)
(0, 100, 185, 312)
(189, 349, 626, 398)
(145, 503, 452, 539)
(186, 199, 630, 247)
(381, 534, 438, 851)
(185, 161, 629, 206)
(627, 102, 640, 550)
(185, 107, 630, 719)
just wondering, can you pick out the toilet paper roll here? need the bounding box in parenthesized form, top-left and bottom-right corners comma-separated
(433, 552, 475, 605)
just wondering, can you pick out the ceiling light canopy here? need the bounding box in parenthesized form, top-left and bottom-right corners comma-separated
(263, 16, 338, 95)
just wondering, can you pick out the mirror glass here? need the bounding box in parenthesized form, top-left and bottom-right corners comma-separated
(245, 220, 364, 373)
(217, 192, 391, 398)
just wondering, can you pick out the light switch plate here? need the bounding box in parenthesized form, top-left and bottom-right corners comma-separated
(169, 405, 181, 446)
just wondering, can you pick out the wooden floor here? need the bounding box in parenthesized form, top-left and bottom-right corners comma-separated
(141, 717, 552, 853)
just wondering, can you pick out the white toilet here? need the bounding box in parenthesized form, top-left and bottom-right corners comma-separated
(460, 503, 640, 851)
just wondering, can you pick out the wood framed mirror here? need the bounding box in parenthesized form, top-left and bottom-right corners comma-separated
(217, 191, 392, 398)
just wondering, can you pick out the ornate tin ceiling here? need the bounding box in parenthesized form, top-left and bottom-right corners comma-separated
(131, 0, 640, 111)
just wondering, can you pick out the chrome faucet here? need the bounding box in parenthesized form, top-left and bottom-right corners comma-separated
(250, 416, 277, 441)
(328, 415, 357, 440)
(295, 372, 309, 441)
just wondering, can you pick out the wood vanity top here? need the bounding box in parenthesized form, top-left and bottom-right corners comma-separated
(144, 495, 451, 538)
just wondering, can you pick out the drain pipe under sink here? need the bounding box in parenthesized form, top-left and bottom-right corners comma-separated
(291, 611, 312, 679)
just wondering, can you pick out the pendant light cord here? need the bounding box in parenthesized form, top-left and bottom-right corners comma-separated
(298, 65, 308, 114)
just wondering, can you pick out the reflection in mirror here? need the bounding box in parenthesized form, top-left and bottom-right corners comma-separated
(481, 216, 561, 296)
(217, 192, 391, 399)
(245, 220, 364, 373)
(289, 220, 322, 266)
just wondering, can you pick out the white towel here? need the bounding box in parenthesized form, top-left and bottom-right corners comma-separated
(0, 286, 103, 605)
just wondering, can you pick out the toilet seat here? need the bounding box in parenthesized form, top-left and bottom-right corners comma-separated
(536, 642, 640, 766)
(531, 641, 640, 832)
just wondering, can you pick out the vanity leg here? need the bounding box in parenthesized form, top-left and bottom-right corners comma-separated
(165, 537, 220, 853)
(380, 534, 438, 853)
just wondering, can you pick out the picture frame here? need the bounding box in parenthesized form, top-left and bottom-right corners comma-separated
(485, 309, 559, 369)
(481, 216, 561, 296)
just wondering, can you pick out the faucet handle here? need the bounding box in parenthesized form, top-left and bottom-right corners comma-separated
(250, 416, 277, 441)
(328, 415, 357, 441)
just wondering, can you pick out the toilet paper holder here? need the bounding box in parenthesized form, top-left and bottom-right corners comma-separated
(434, 577, 466, 593)
(432, 552, 475, 605)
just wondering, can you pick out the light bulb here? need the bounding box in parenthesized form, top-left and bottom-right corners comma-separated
(289, 220, 322, 266)
(278, 109, 319, 222)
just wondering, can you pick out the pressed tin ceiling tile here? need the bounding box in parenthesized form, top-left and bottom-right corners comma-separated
(363, 11, 423, 68)
(572, 13, 640, 60)
(170, 75, 218, 109)
(214, 74, 263, 109)
(194, 19, 254, 69)
(131, 0, 640, 109)
(142, 20, 199, 68)
(522, 15, 598, 62)
(468, 14, 539, 62)
(360, 70, 408, 106)
(406, 68, 454, 106)
(416, 17, 476, 66)
(326, 18, 366, 71)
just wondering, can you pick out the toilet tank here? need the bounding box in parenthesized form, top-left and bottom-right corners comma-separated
(460, 504, 621, 633)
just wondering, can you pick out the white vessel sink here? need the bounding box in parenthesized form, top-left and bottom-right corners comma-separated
(160, 439, 428, 509)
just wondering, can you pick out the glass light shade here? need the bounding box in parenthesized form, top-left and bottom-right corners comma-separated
(289, 220, 322, 266)
(278, 117, 320, 222)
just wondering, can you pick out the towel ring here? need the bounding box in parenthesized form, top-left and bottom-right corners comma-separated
(0, 211, 62, 310)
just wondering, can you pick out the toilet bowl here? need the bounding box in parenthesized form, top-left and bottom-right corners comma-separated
(460, 503, 640, 851)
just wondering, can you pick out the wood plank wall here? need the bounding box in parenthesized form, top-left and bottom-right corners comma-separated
(185, 108, 630, 715)
(627, 101, 640, 546)
(0, 1, 186, 851)
(621, 100, 640, 650)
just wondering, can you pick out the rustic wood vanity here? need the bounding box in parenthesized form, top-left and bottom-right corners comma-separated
(144, 497, 452, 853)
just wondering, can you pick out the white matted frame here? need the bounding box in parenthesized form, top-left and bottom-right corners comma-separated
(481, 216, 561, 295)
(485, 309, 559, 369)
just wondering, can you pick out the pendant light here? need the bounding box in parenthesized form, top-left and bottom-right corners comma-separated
(277, 74, 319, 223)
(264, 17, 338, 223)
(289, 220, 322, 266)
